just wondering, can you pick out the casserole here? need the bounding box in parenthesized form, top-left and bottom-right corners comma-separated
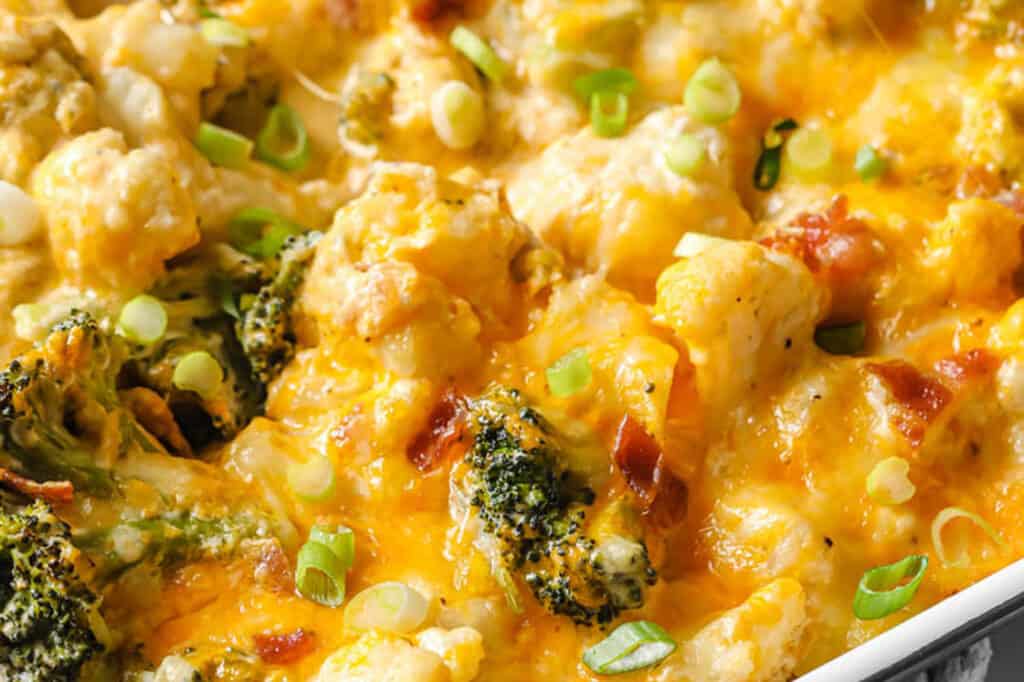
(1, 1, 1024, 681)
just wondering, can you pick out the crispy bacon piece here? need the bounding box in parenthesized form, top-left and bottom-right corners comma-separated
(407, 390, 467, 472)
(762, 195, 878, 321)
(120, 387, 194, 458)
(254, 629, 317, 665)
(612, 415, 688, 530)
(934, 349, 1000, 384)
(0, 467, 73, 504)
(866, 361, 952, 447)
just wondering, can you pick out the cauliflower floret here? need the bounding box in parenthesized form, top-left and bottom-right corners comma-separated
(956, 89, 1024, 176)
(316, 163, 533, 329)
(702, 486, 833, 591)
(653, 579, 807, 682)
(0, 14, 96, 183)
(923, 199, 1022, 302)
(303, 259, 482, 380)
(32, 128, 199, 291)
(415, 627, 485, 682)
(74, 0, 218, 128)
(506, 107, 752, 299)
(316, 631, 451, 682)
(655, 235, 826, 419)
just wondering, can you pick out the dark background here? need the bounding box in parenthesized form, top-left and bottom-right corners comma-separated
(987, 623, 1024, 680)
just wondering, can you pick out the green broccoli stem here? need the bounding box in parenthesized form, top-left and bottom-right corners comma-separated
(73, 511, 271, 583)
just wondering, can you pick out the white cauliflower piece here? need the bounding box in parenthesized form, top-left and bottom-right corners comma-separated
(317, 163, 533, 328)
(0, 14, 97, 183)
(655, 236, 826, 418)
(923, 199, 1022, 302)
(654, 579, 807, 682)
(303, 259, 482, 380)
(507, 107, 752, 299)
(316, 631, 450, 682)
(415, 627, 485, 682)
(74, 0, 218, 128)
(32, 128, 199, 290)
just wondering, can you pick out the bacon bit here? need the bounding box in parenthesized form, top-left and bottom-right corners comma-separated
(867, 361, 953, 447)
(0, 468, 73, 504)
(406, 390, 467, 472)
(762, 196, 879, 320)
(251, 540, 294, 593)
(254, 629, 317, 665)
(119, 387, 193, 458)
(612, 415, 688, 530)
(934, 349, 1000, 384)
(410, 0, 463, 23)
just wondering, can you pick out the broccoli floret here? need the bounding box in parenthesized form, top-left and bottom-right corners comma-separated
(74, 510, 273, 583)
(0, 494, 107, 681)
(234, 231, 320, 385)
(0, 312, 155, 496)
(457, 386, 656, 627)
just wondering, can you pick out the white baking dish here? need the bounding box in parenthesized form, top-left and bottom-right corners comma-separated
(800, 559, 1024, 680)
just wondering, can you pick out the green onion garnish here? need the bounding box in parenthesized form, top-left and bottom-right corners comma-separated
(199, 17, 249, 47)
(866, 457, 916, 505)
(344, 581, 429, 633)
(590, 90, 629, 138)
(582, 621, 677, 674)
(814, 321, 866, 355)
(296, 540, 347, 607)
(431, 80, 486, 150)
(117, 295, 168, 346)
(664, 133, 706, 177)
(573, 68, 638, 100)
(450, 26, 508, 82)
(853, 554, 928, 620)
(228, 207, 303, 258)
(172, 351, 223, 400)
(546, 347, 592, 397)
(684, 58, 741, 125)
(786, 128, 833, 174)
(931, 507, 1004, 568)
(856, 144, 887, 182)
(195, 122, 253, 169)
(256, 105, 311, 172)
(287, 457, 337, 503)
(310, 524, 356, 569)
(754, 118, 798, 191)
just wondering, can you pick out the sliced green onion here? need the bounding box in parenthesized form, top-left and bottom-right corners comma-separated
(763, 117, 798, 148)
(853, 554, 928, 620)
(344, 581, 429, 633)
(814, 321, 866, 355)
(431, 80, 486, 150)
(198, 3, 220, 18)
(199, 17, 249, 47)
(296, 540, 347, 607)
(786, 128, 833, 174)
(590, 90, 628, 138)
(573, 68, 638, 99)
(0, 180, 42, 246)
(287, 457, 337, 503)
(310, 524, 355, 569)
(684, 58, 741, 125)
(582, 621, 677, 674)
(856, 145, 887, 182)
(256, 105, 310, 172)
(228, 207, 303, 258)
(117, 295, 168, 345)
(754, 119, 798, 191)
(546, 347, 592, 398)
(866, 457, 916, 505)
(664, 133, 706, 177)
(172, 351, 223, 400)
(450, 26, 508, 82)
(195, 122, 253, 169)
(931, 506, 1004, 568)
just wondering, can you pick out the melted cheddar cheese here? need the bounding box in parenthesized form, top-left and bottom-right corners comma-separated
(1, 0, 1024, 680)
